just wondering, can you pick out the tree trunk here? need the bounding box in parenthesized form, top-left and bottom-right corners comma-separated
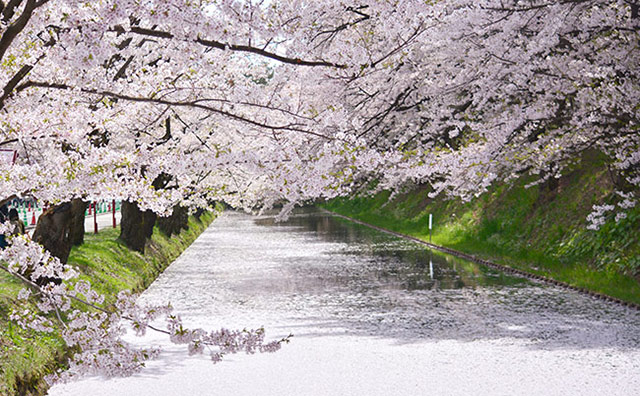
(32, 202, 73, 264)
(119, 200, 156, 253)
(69, 199, 89, 246)
(157, 205, 189, 237)
(194, 207, 205, 222)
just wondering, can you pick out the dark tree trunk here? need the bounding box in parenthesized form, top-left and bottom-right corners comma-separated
(157, 205, 189, 237)
(69, 199, 89, 246)
(119, 200, 156, 253)
(32, 202, 73, 264)
(194, 207, 206, 221)
(118, 172, 173, 252)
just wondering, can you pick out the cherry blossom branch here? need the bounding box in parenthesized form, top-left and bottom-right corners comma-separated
(0, 64, 34, 110)
(0, 0, 50, 61)
(61, 292, 171, 336)
(0, 260, 41, 290)
(1, 253, 291, 384)
(112, 25, 347, 68)
(312, 5, 371, 47)
(16, 80, 338, 141)
(1, 0, 24, 24)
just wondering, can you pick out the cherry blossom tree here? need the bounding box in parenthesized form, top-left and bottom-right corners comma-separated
(320, 0, 640, 223)
(0, 0, 347, 382)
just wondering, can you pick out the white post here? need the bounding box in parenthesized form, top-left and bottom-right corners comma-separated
(428, 213, 433, 243)
(429, 258, 434, 280)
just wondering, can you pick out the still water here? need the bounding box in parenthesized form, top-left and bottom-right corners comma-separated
(49, 208, 640, 396)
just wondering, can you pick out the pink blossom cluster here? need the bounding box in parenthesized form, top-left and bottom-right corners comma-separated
(167, 315, 290, 362)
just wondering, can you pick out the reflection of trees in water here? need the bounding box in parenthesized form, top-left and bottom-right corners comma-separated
(246, 208, 640, 350)
(255, 207, 527, 291)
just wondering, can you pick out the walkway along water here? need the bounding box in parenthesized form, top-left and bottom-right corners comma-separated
(48, 208, 640, 396)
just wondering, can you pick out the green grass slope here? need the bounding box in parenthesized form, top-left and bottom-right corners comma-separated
(323, 153, 640, 305)
(0, 211, 217, 396)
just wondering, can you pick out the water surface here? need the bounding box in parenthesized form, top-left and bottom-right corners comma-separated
(49, 208, 640, 396)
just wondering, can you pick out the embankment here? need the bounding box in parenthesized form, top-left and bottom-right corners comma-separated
(0, 211, 217, 396)
(323, 153, 640, 305)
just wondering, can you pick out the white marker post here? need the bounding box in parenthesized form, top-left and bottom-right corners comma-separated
(428, 213, 434, 279)
(429, 258, 434, 280)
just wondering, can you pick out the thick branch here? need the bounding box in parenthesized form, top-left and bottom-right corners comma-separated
(0, 0, 50, 62)
(113, 25, 346, 68)
(0, 63, 33, 110)
(0, 0, 21, 23)
(0, 194, 18, 207)
(113, 55, 134, 81)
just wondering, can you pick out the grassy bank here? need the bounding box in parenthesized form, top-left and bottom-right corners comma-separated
(323, 153, 640, 305)
(0, 211, 217, 396)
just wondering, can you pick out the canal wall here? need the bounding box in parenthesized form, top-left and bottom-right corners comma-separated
(0, 210, 219, 396)
(322, 151, 640, 306)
